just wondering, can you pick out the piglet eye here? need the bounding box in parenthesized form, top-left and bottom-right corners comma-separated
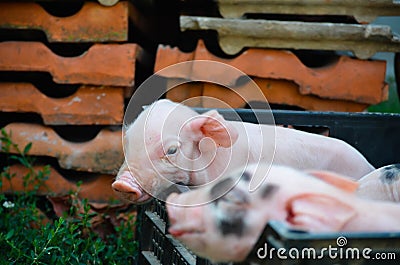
(166, 146, 178, 155)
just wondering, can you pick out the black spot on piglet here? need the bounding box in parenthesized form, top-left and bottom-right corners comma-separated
(260, 184, 279, 199)
(241, 171, 251, 182)
(218, 210, 246, 237)
(211, 176, 249, 237)
(380, 164, 400, 184)
(210, 177, 235, 201)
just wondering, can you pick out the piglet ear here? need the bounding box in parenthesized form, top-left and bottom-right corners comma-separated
(286, 194, 356, 232)
(306, 170, 359, 193)
(185, 110, 238, 148)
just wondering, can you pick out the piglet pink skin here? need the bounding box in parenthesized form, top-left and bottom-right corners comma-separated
(113, 99, 374, 204)
(167, 193, 266, 262)
(357, 164, 400, 202)
(166, 164, 400, 263)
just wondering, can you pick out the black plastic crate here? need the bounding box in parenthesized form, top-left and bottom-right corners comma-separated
(136, 109, 400, 265)
(138, 200, 197, 265)
(137, 201, 228, 265)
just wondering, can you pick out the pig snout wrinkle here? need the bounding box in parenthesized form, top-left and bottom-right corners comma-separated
(112, 181, 142, 202)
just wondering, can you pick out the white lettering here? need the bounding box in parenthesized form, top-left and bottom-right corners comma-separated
(362, 248, 372, 259)
(257, 243, 268, 259)
(255, 241, 395, 261)
(328, 245, 338, 259)
(301, 248, 317, 259)
(345, 248, 360, 259)
(288, 248, 299, 259)
(318, 248, 327, 259)
(277, 248, 287, 259)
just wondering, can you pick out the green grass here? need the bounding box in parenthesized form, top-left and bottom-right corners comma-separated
(0, 129, 137, 264)
(368, 77, 400, 113)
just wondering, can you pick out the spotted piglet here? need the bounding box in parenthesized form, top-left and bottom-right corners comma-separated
(166, 164, 400, 263)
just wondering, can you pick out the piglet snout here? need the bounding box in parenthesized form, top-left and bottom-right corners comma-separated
(112, 175, 152, 204)
(166, 203, 190, 237)
(167, 193, 206, 238)
(112, 180, 142, 200)
(166, 193, 179, 224)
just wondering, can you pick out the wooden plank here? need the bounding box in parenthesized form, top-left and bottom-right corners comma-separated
(217, 0, 400, 23)
(180, 16, 400, 58)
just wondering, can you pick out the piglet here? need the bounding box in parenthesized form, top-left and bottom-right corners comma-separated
(166, 164, 400, 263)
(357, 164, 400, 202)
(112, 99, 374, 204)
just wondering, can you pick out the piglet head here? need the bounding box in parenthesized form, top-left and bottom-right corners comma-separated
(112, 99, 239, 204)
(166, 168, 268, 262)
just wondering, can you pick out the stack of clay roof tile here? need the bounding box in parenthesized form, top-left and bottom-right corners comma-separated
(157, 0, 400, 111)
(0, 1, 141, 203)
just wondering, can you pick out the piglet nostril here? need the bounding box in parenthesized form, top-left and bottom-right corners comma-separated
(112, 181, 142, 201)
(112, 181, 135, 192)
